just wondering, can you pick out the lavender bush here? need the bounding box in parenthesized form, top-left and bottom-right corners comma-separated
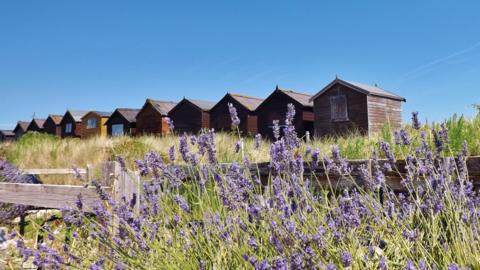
(10, 105, 480, 269)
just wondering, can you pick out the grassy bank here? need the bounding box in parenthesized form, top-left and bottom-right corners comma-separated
(1, 112, 479, 181)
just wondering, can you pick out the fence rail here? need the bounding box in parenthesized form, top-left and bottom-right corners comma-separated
(2, 157, 480, 213)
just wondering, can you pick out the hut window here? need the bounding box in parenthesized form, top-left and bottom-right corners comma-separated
(330, 95, 348, 121)
(112, 124, 124, 136)
(65, 123, 72, 133)
(87, 118, 97, 129)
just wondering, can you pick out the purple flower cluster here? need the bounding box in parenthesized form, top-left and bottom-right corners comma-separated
(228, 102, 241, 127)
(11, 109, 480, 270)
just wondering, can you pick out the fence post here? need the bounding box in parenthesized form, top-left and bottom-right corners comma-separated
(113, 166, 141, 214)
(86, 164, 93, 184)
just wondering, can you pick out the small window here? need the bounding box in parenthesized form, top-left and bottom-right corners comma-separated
(112, 124, 124, 136)
(65, 123, 73, 133)
(330, 95, 348, 121)
(87, 118, 97, 129)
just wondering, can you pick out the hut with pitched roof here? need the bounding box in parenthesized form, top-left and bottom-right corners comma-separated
(13, 121, 29, 139)
(168, 98, 216, 134)
(309, 77, 406, 137)
(26, 118, 46, 133)
(105, 108, 140, 137)
(60, 110, 89, 138)
(81, 111, 113, 138)
(209, 93, 264, 135)
(136, 99, 177, 136)
(0, 130, 15, 142)
(256, 86, 314, 139)
(44, 114, 63, 137)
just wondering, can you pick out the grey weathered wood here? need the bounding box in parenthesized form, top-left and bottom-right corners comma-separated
(0, 183, 112, 210)
(21, 168, 87, 175)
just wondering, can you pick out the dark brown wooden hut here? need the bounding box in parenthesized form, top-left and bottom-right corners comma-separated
(255, 86, 314, 139)
(168, 98, 216, 134)
(136, 99, 177, 136)
(309, 77, 406, 137)
(105, 108, 140, 137)
(60, 110, 89, 138)
(44, 114, 63, 137)
(26, 118, 46, 133)
(13, 121, 29, 139)
(0, 130, 15, 142)
(210, 93, 264, 135)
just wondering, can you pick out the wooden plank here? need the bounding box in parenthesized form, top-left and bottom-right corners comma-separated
(22, 168, 87, 175)
(0, 183, 111, 210)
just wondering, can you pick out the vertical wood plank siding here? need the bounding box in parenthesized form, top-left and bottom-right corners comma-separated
(313, 84, 369, 137)
(169, 102, 204, 134)
(136, 103, 165, 136)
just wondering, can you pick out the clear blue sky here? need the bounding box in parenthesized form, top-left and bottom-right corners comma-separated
(1, 1, 479, 129)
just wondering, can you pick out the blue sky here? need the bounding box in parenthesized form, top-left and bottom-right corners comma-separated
(1, 1, 480, 129)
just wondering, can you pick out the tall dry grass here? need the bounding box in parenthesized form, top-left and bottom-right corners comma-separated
(1, 111, 480, 184)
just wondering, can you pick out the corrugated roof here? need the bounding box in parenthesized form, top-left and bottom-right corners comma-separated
(186, 99, 216, 111)
(116, 108, 140, 123)
(229, 93, 264, 111)
(68, 110, 90, 122)
(310, 78, 406, 102)
(0, 130, 14, 136)
(48, 115, 63, 125)
(277, 87, 313, 107)
(148, 99, 178, 115)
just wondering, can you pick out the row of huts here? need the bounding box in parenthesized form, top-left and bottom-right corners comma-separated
(0, 77, 406, 142)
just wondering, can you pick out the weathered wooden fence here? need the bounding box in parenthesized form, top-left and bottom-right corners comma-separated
(2, 157, 480, 215)
(0, 162, 140, 211)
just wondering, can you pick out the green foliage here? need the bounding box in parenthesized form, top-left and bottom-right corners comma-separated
(4, 132, 58, 164)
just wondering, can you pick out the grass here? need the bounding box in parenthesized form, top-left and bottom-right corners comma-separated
(3, 111, 480, 269)
(1, 112, 480, 184)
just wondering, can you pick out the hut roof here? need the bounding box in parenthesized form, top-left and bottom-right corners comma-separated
(229, 93, 264, 111)
(89, 111, 113, 118)
(0, 130, 14, 136)
(14, 121, 30, 132)
(185, 99, 216, 111)
(48, 115, 63, 125)
(68, 111, 90, 122)
(147, 99, 178, 116)
(113, 108, 140, 123)
(275, 86, 313, 107)
(310, 78, 406, 102)
(31, 118, 46, 128)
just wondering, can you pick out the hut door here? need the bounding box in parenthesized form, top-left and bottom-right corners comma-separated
(330, 95, 348, 122)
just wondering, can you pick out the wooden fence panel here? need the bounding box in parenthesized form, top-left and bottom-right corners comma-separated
(0, 183, 112, 210)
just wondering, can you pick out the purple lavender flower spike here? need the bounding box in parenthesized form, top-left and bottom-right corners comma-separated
(165, 117, 174, 131)
(412, 111, 421, 130)
(341, 251, 352, 267)
(173, 194, 191, 213)
(272, 120, 280, 140)
(228, 102, 241, 127)
(254, 134, 262, 149)
(404, 259, 416, 270)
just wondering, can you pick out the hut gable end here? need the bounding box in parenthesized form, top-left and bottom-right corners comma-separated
(136, 99, 176, 136)
(311, 78, 405, 137)
(256, 87, 314, 139)
(106, 108, 140, 137)
(44, 114, 63, 137)
(169, 98, 215, 134)
(210, 93, 263, 135)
